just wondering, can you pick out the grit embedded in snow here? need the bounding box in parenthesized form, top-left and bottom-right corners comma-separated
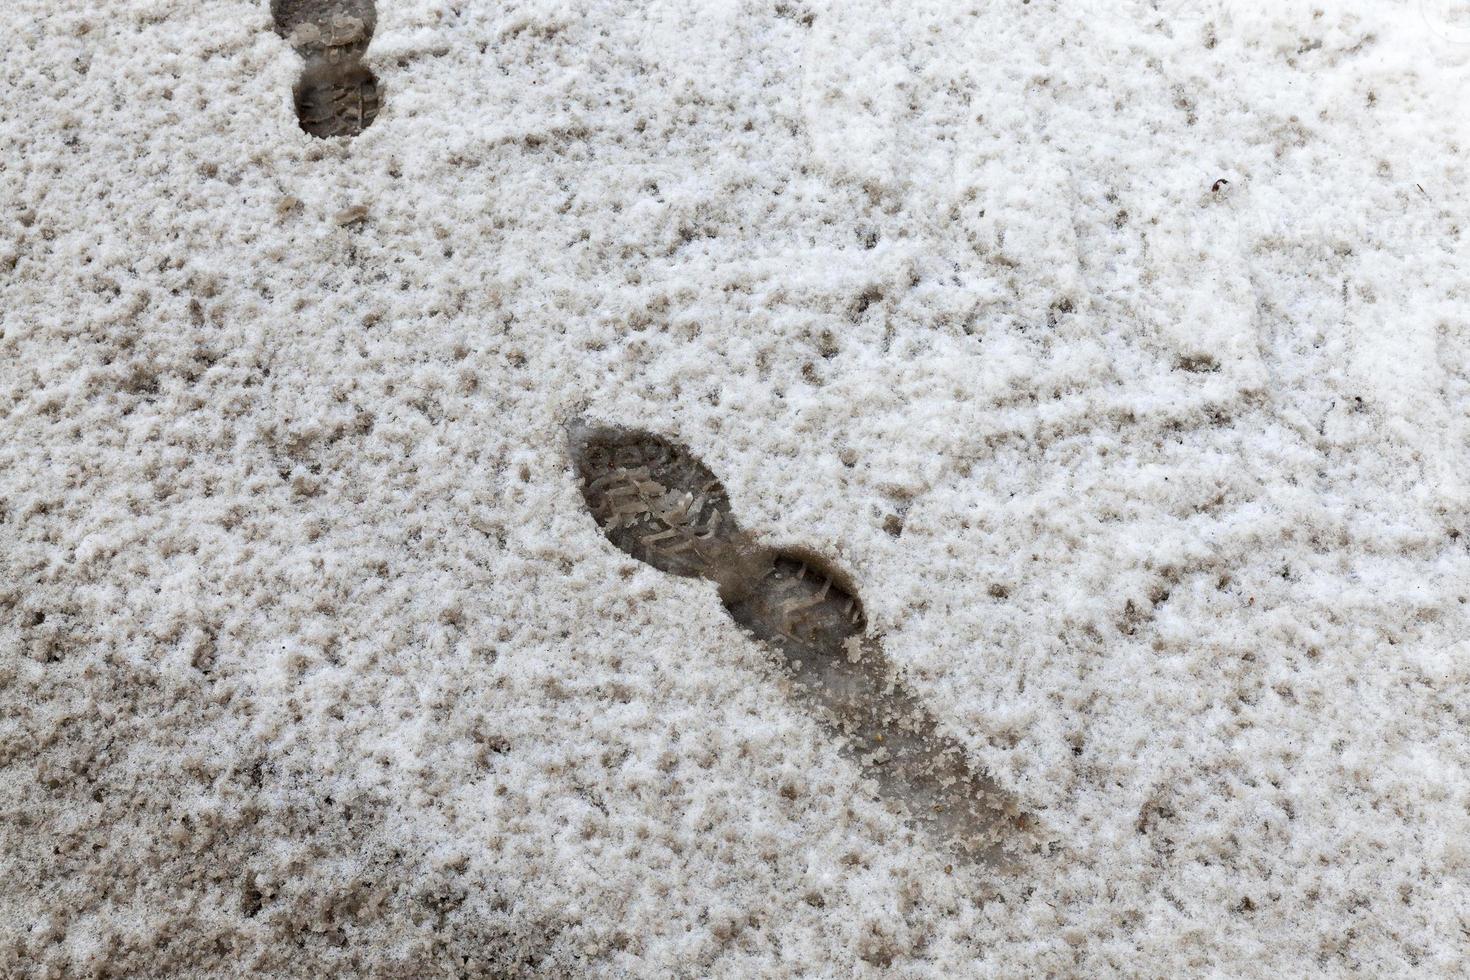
(1, 0, 1467, 976)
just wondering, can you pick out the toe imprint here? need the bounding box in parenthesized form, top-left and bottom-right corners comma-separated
(569, 421, 1036, 867)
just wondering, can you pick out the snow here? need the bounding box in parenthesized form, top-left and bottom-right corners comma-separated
(2, 0, 1468, 975)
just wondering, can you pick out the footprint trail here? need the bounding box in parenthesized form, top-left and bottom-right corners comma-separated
(569, 422, 1034, 866)
(271, 0, 380, 138)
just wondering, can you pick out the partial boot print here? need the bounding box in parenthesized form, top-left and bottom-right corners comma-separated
(569, 422, 1034, 867)
(271, 0, 380, 138)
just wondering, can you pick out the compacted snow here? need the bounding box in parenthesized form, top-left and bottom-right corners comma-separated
(2, 0, 1468, 975)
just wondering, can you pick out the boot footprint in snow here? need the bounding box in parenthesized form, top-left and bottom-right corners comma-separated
(271, 0, 380, 138)
(569, 421, 1035, 867)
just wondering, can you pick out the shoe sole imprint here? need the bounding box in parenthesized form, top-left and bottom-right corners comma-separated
(569, 422, 1033, 867)
(271, 0, 380, 138)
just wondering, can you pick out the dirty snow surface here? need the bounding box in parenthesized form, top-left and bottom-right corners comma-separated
(3, 0, 1469, 976)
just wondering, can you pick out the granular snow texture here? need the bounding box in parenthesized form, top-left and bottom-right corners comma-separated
(2, 0, 1469, 976)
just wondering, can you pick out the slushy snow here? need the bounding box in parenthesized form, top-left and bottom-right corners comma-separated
(2, 0, 1468, 975)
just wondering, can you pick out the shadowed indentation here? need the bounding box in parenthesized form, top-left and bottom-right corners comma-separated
(271, 0, 380, 138)
(569, 420, 1034, 867)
